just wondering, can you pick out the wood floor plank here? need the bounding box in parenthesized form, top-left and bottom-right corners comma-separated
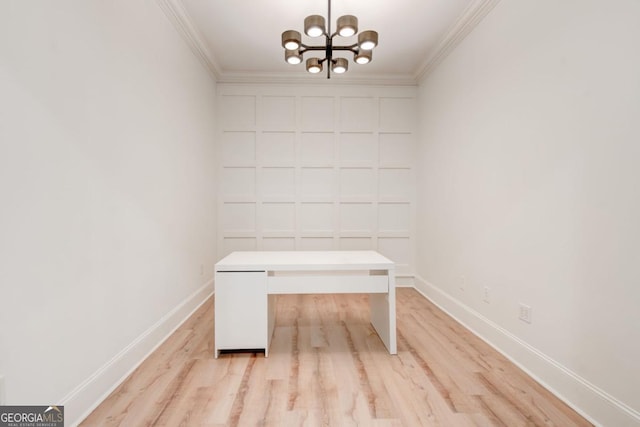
(80, 289, 592, 426)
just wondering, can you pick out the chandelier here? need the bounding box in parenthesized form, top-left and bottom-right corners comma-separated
(281, 0, 379, 79)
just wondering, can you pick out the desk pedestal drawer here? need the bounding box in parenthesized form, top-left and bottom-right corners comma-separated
(268, 273, 388, 294)
(215, 271, 267, 352)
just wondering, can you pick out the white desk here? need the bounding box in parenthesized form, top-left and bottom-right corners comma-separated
(214, 250, 396, 358)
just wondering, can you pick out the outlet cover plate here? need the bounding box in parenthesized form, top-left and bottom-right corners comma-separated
(519, 304, 532, 323)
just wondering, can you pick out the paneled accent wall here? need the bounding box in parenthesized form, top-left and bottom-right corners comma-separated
(217, 84, 417, 277)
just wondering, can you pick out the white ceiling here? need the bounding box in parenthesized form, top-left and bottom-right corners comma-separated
(171, 0, 491, 83)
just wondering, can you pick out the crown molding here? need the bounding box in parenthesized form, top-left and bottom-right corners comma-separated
(414, 0, 501, 83)
(156, 0, 221, 80)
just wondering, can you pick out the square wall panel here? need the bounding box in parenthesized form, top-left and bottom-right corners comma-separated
(259, 132, 295, 164)
(378, 203, 410, 233)
(220, 168, 255, 197)
(340, 168, 375, 198)
(300, 168, 334, 198)
(222, 237, 257, 257)
(220, 95, 255, 129)
(262, 96, 296, 131)
(379, 97, 415, 132)
(221, 132, 255, 165)
(379, 168, 412, 200)
(339, 237, 373, 250)
(379, 133, 413, 166)
(302, 96, 334, 131)
(261, 168, 295, 198)
(301, 132, 334, 164)
(262, 237, 296, 251)
(340, 203, 374, 232)
(299, 237, 334, 250)
(300, 203, 334, 232)
(339, 133, 375, 164)
(340, 97, 375, 131)
(221, 203, 256, 232)
(378, 237, 410, 265)
(261, 203, 295, 232)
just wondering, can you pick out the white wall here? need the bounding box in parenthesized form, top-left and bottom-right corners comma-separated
(0, 1, 217, 424)
(416, 0, 640, 425)
(217, 84, 416, 280)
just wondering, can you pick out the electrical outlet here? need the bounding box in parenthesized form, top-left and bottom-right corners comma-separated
(483, 286, 490, 303)
(459, 275, 466, 292)
(0, 375, 5, 405)
(519, 304, 532, 324)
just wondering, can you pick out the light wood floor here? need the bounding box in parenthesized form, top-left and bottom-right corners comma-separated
(81, 288, 592, 426)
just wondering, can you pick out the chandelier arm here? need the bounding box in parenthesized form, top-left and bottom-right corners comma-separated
(299, 44, 358, 54)
(297, 48, 330, 63)
(300, 46, 328, 54)
(331, 44, 359, 52)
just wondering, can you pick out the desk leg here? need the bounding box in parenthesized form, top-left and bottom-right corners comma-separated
(369, 270, 397, 354)
(266, 294, 276, 357)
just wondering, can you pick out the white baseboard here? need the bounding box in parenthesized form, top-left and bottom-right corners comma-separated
(413, 275, 640, 427)
(395, 275, 415, 287)
(62, 279, 214, 426)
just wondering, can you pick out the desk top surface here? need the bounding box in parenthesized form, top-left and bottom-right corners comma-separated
(215, 250, 394, 272)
